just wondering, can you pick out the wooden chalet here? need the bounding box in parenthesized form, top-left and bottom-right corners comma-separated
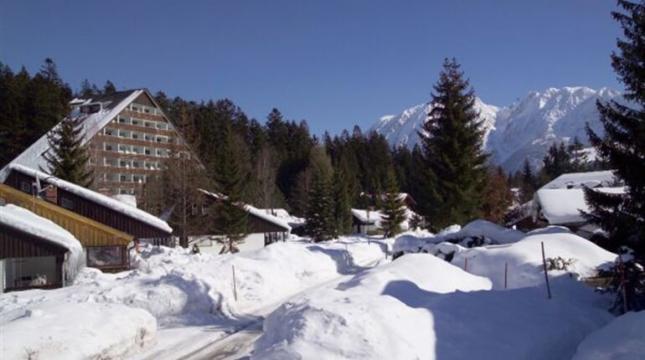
(197, 189, 291, 253)
(0, 204, 84, 292)
(2, 165, 172, 270)
(0, 183, 133, 271)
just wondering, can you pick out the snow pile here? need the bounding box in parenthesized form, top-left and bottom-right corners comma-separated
(254, 254, 612, 360)
(0, 302, 156, 360)
(254, 254, 491, 359)
(9, 164, 172, 233)
(393, 219, 524, 254)
(573, 310, 645, 360)
(0, 204, 84, 280)
(451, 231, 617, 289)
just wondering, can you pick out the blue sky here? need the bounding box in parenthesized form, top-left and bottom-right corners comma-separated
(1, 0, 621, 135)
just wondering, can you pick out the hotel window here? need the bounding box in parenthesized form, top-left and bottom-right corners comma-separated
(60, 197, 74, 210)
(20, 181, 32, 194)
(131, 118, 140, 126)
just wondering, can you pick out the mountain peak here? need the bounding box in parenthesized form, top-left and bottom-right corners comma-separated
(370, 86, 621, 172)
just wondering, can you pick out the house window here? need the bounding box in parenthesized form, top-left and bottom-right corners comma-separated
(20, 181, 32, 194)
(86, 246, 125, 268)
(60, 197, 74, 210)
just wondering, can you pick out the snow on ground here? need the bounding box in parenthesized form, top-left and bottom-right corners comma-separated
(451, 229, 617, 289)
(0, 302, 156, 360)
(393, 219, 525, 254)
(253, 254, 491, 360)
(573, 310, 645, 360)
(0, 236, 392, 358)
(253, 253, 613, 360)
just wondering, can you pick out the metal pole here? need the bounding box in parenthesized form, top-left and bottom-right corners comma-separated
(232, 265, 238, 302)
(464, 257, 468, 271)
(541, 242, 552, 299)
(504, 262, 508, 289)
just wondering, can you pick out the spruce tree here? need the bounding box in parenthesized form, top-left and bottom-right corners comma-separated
(305, 146, 335, 241)
(306, 172, 335, 241)
(211, 125, 248, 253)
(333, 168, 353, 235)
(584, 0, 645, 256)
(381, 169, 406, 238)
(43, 115, 93, 187)
(518, 159, 537, 203)
(419, 58, 489, 230)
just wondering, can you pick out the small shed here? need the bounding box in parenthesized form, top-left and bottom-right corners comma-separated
(196, 189, 292, 253)
(0, 204, 83, 292)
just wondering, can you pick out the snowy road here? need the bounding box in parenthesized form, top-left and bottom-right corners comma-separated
(134, 246, 390, 360)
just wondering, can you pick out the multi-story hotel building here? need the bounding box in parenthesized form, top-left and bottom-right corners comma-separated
(0, 89, 192, 199)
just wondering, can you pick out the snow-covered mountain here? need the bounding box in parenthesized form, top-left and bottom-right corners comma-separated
(370, 86, 622, 173)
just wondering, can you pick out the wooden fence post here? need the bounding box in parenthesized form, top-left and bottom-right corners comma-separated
(232, 265, 238, 302)
(541, 242, 552, 299)
(464, 257, 469, 271)
(504, 262, 508, 289)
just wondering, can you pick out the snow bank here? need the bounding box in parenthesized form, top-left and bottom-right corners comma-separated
(1, 237, 392, 358)
(573, 310, 645, 360)
(0, 302, 156, 360)
(451, 231, 617, 289)
(254, 254, 491, 359)
(2, 236, 391, 325)
(393, 219, 524, 254)
(254, 254, 612, 360)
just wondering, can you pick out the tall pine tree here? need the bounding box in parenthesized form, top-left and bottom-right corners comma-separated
(210, 125, 248, 253)
(584, 0, 645, 255)
(305, 146, 336, 241)
(419, 58, 489, 230)
(381, 169, 406, 238)
(43, 115, 93, 187)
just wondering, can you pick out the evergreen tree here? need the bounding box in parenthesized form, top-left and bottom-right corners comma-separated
(305, 147, 335, 241)
(519, 159, 536, 203)
(103, 80, 116, 95)
(306, 173, 335, 241)
(418, 58, 489, 230)
(43, 115, 93, 187)
(584, 0, 645, 256)
(210, 125, 248, 253)
(381, 169, 406, 238)
(541, 142, 573, 181)
(333, 167, 353, 235)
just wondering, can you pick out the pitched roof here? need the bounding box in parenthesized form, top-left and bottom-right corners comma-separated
(8, 164, 172, 233)
(199, 189, 291, 232)
(540, 170, 620, 190)
(535, 187, 626, 225)
(0, 89, 145, 182)
(0, 203, 83, 254)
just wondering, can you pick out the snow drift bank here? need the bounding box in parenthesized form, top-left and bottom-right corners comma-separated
(253, 254, 492, 359)
(573, 310, 645, 360)
(253, 254, 613, 360)
(393, 219, 524, 255)
(0, 237, 391, 358)
(0, 302, 155, 360)
(451, 230, 617, 289)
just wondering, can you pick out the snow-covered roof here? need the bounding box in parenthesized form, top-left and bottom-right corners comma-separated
(258, 208, 306, 227)
(199, 189, 291, 232)
(0, 90, 144, 183)
(351, 208, 418, 230)
(9, 164, 172, 233)
(541, 170, 619, 190)
(535, 187, 626, 225)
(111, 194, 137, 208)
(0, 204, 83, 254)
